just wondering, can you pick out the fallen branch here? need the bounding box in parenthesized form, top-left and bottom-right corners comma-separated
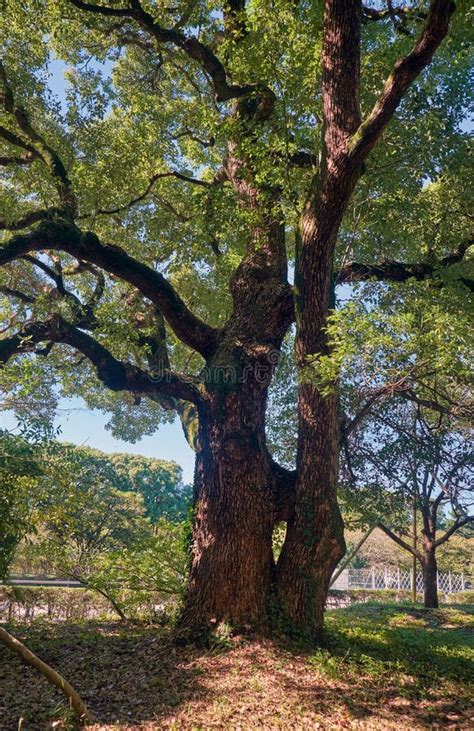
(0, 625, 91, 723)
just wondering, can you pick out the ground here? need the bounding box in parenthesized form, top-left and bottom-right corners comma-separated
(0, 604, 472, 730)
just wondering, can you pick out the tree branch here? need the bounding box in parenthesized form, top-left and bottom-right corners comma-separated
(362, 4, 427, 26)
(336, 238, 473, 290)
(0, 221, 220, 358)
(18, 254, 97, 326)
(0, 125, 38, 155)
(342, 390, 388, 438)
(0, 286, 34, 303)
(0, 626, 91, 723)
(0, 316, 201, 404)
(287, 150, 319, 168)
(67, 0, 274, 110)
(79, 170, 211, 218)
(377, 521, 424, 561)
(433, 516, 473, 547)
(0, 61, 77, 215)
(0, 151, 37, 166)
(350, 0, 455, 161)
(399, 388, 464, 417)
(0, 208, 63, 232)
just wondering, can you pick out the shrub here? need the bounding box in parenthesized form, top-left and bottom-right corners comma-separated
(448, 589, 474, 605)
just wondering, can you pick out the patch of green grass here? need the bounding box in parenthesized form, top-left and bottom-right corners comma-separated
(308, 603, 474, 689)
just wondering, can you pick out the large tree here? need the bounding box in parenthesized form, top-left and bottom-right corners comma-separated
(0, 0, 471, 637)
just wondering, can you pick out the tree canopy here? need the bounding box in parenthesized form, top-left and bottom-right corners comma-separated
(0, 1, 471, 429)
(0, 0, 472, 635)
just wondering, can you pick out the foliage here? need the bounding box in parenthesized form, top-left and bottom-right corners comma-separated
(0, 585, 118, 622)
(343, 527, 473, 574)
(2, 434, 188, 617)
(437, 534, 474, 574)
(0, 0, 471, 442)
(22, 451, 187, 618)
(0, 430, 45, 579)
(449, 590, 474, 605)
(65, 446, 191, 522)
(343, 401, 473, 536)
(67, 518, 188, 620)
(0, 0, 472, 629)
(267, 278, 473, 471)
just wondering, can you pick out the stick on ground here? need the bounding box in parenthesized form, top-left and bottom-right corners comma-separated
(0, 625, 91, 723)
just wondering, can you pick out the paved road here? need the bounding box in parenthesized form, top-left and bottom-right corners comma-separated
(1, 577, 82, 588)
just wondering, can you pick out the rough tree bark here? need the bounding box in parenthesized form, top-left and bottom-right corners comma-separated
(276, 0, 362, 636)
(182, 380, 276, 630)
(276, 0, 454, 636)
(422, 546, 439, 609)
(180, 162, 293, 631)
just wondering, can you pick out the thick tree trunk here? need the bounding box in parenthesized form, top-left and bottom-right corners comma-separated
(274, 0, 361, 638)
(177, 158, 293, 635)
(276, 389, 345, 637)
(179, 367, 278, 634)
(274, 189, 350, 637)
(423, 548, 439, 609)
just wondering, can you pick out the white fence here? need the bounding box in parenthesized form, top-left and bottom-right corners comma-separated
(331, 568, 472, 595)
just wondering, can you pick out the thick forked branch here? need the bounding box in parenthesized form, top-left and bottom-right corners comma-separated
(67, 0, 274, 110)
(336, 238, 473, 290)
(377, 521, 424, 562)
(0, 222, 219, 358)
(350, 0, 455, 160)
(0, 316, 200, 404)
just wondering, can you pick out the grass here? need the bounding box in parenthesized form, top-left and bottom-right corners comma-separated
(0, 603, 472, 729)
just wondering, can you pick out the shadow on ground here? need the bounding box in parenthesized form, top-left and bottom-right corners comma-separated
(0, 604, 472, 729)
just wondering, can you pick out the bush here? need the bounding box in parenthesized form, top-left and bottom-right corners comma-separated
(0, 584, 180, 623)
(448, 589, 474, 605)
(0, 586, 112, 622)
(327, 588, 448, 607)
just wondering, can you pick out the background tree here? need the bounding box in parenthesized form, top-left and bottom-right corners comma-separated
(0, 430, 44, 579)
(25, 445, 181, 619)
(1, 436, 187, 617)
(72, 447, 191, 522)
(344, 401, 473, 608)
(0, 0, 471, 637)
